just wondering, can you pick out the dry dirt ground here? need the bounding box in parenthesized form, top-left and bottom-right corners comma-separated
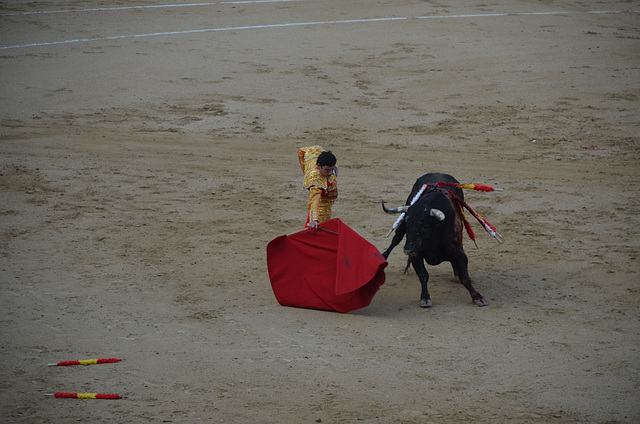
(1, 1, 639, 423)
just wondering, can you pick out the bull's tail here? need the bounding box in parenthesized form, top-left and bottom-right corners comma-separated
(404, 258, 412, 274)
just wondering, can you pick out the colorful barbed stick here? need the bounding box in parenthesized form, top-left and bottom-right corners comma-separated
(456, 204, 479, 249)
(439, 182, 504, 192)
(384, 181, 503, 240)
(46, 392, 123, 399)
(48, 358, 122, 367)
(450, 193, 503, 244)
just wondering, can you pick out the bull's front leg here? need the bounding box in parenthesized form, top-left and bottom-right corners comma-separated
(409, 255, 432, 308)
(451, 253, 488, 306)
(382, 221, 407, 259)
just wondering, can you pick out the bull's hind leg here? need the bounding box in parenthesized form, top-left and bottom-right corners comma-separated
(451, 262, 459, 278)
(409, 256, 432, 308)
(451, 253, 488, 306)
(382, 221, 407, 259)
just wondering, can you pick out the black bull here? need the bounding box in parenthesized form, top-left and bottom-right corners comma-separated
(382, 173, 488, 308)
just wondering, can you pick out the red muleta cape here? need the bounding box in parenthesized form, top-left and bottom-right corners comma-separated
(267, 219, 387, 313)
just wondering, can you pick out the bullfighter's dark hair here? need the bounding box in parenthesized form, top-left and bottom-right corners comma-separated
(317, 150, 337, 167)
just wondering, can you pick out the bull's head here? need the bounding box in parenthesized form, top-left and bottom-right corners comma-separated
(382, 200, 446, 257)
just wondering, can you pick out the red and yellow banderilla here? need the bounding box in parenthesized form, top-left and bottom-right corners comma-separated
(48, 358, 122, 367)
(46, 392, 123, 399)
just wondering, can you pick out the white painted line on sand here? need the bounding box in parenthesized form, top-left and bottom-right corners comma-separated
(2, 0, 307, 16)
(1, 10, 637, 51)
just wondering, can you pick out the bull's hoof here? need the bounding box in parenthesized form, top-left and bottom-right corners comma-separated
(472, 294, 489, 307)
(420, 298, 432, 308)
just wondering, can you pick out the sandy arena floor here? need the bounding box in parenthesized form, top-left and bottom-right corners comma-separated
(1, 1, 639, 423)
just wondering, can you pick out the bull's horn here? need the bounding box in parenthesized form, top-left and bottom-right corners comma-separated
(430, 209, 445, 221)
(382, 201, 409, 214)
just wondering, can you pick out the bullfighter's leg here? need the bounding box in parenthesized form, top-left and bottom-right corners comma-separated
(409, 255, 432, 308)
(382, 221, 407, 259)
(451, 253, 488, 306)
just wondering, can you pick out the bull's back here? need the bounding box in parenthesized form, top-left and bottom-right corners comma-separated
(407, 173, 464, 203)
